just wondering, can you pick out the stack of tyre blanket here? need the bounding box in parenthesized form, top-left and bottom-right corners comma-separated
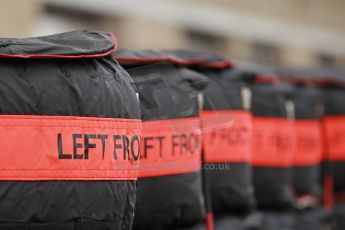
(277, 68, 326, 230)
(316, 68, 345, 230)
(163, 51, 256, 230)
(226, 64, 297, 230)
(1, 30, 345, 230)
(0, 31, 141, 230)
(115, 49, 210, 230)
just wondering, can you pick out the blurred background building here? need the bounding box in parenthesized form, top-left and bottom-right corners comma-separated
(1, 0, 345, 67)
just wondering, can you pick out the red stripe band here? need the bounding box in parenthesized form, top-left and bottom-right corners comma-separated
(0, 115, 141, 180)
(115, 57, 233, 69)
(139, 117, 202, 178)
(202, 110, 252, 163)
(252, 117, 295, 167)
(323, 116, 345, 161)
(292, 120, 323, 166)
